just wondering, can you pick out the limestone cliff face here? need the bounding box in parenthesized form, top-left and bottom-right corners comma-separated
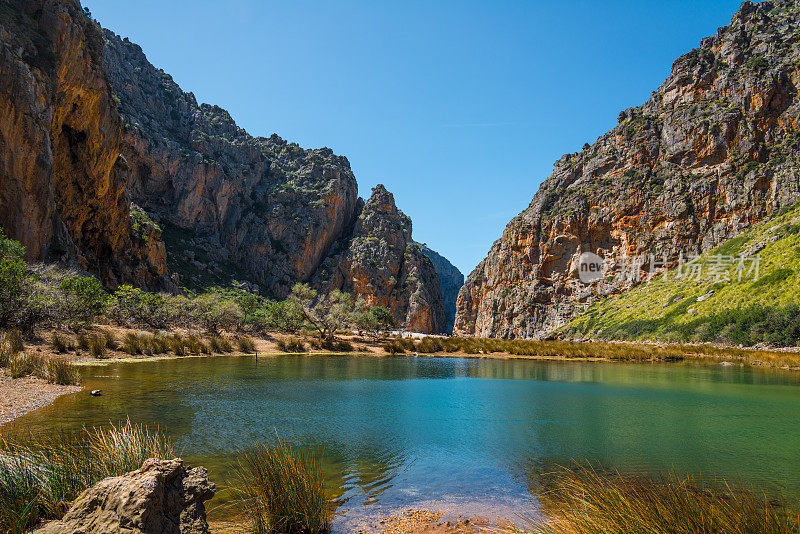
(313, 185, 446, 334)
(0, 0, 447, 317)
(0, 0, 170, 289)
(455, 0, 800, 339)
(416, 243, 464, 334)
(103, 31, 359, 297)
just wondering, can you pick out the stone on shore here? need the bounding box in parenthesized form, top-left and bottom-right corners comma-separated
(35, 458, 215, 534)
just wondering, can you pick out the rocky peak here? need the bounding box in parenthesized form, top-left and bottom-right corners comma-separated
(313, 184, 446, 333)
(455, 0, 800, 339)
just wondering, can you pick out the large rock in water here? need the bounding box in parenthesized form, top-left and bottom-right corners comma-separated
(313, 185, 446, 333)
(455, 0, 800, 339)
(36, 458, 215, 534)
(0, 0, 171, 289)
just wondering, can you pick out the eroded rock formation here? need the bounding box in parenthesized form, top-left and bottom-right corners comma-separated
(456, 0, 800, 338)
(314, 185, 446, 333)
(103, 31, 359, 297)
(0, 0, 170, 289)
(0, 0, 452, 329)
(416, 242, 464, 334)
(35, 458, 215, 534)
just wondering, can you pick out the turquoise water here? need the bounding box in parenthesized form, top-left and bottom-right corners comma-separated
(4, 355, 800, 528)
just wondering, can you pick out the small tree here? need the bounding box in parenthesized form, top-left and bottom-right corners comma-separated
(290, 284, 354, 340)
(57, 275, 108, 331)
(0, 231, 33, 330)
(350, 299, 377, 336)
(107, 285, 172, 328)
(192, 293, 244, 334)
(370, 305, 396, 336)
(263, 299, 304, 333)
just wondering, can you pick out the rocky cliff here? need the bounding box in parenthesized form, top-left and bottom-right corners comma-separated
(455, 0, 800, 339)
(0, 0, 452, 330)
(314, 185, 446, 334)
(103, 30, 359, 297)
(0, 0, 170, 289)
(416, 243, 464, 333)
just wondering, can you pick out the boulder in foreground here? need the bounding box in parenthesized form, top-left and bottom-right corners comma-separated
(35, 458, 215, 534)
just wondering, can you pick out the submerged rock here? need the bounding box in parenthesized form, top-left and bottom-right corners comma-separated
(35, 458, 215, 534)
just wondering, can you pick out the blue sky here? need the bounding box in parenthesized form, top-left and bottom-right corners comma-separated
(87, 0, 743, 276)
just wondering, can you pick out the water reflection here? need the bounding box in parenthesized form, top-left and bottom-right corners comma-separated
(4, 354, 800, 523)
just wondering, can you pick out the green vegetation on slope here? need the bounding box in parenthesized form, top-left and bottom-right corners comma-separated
(563, 202, 800, 347)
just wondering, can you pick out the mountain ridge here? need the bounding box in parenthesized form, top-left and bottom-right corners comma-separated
(455, 0, 800, 339)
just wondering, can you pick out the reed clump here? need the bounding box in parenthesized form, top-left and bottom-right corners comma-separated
(50, 332, 71, 353)
(88, 334, 107, 359)
(122, 332, 143, 355)
(209, 336, 233, 353)
(7, 352, 44, 379)
(384, 340, 405, 354)
(276, 339, 307, 353)
(232, 440, 330, 534)
(0, 421, 174, 534)
(499, 464, 800, 534)
(43, 357, 80, 385)
(237, 336, 256, 353)
(5, 330, 23, 354)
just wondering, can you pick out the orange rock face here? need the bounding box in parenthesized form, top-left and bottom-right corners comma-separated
(0, 0, 170, 289)
(455, 0, 800, 339)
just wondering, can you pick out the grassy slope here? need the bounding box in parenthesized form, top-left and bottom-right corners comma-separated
(562, 202, 800, 345)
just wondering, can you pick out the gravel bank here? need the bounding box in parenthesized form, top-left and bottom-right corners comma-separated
(0, 371, 82, 425)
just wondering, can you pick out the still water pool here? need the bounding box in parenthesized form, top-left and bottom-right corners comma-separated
(4, 355, 800, 528)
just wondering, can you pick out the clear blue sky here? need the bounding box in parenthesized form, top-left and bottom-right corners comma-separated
(87, 0, 743, 276)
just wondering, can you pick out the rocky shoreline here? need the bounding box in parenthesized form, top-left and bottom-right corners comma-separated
(0, 371, 82, 426)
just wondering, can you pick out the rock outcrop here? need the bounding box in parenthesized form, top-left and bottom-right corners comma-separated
(0, 0, 171, 289)
(36, 458, 215, 534)
(455, 0, 800, 339)
(0, 0, 451, 323)
(314, 185, 446, 333)
(416, 243, 464, 334)
(103, 30, 359, 297)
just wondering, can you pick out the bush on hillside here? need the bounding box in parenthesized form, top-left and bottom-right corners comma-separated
(57, 275, 108, 331)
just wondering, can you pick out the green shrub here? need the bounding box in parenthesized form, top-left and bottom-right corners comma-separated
(107, 286, 170, 328)
(232, 440, 330, 534)
(192, 293, 244, 334)
(0, 233, 32, 330)
(57, 276, 107, 331)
